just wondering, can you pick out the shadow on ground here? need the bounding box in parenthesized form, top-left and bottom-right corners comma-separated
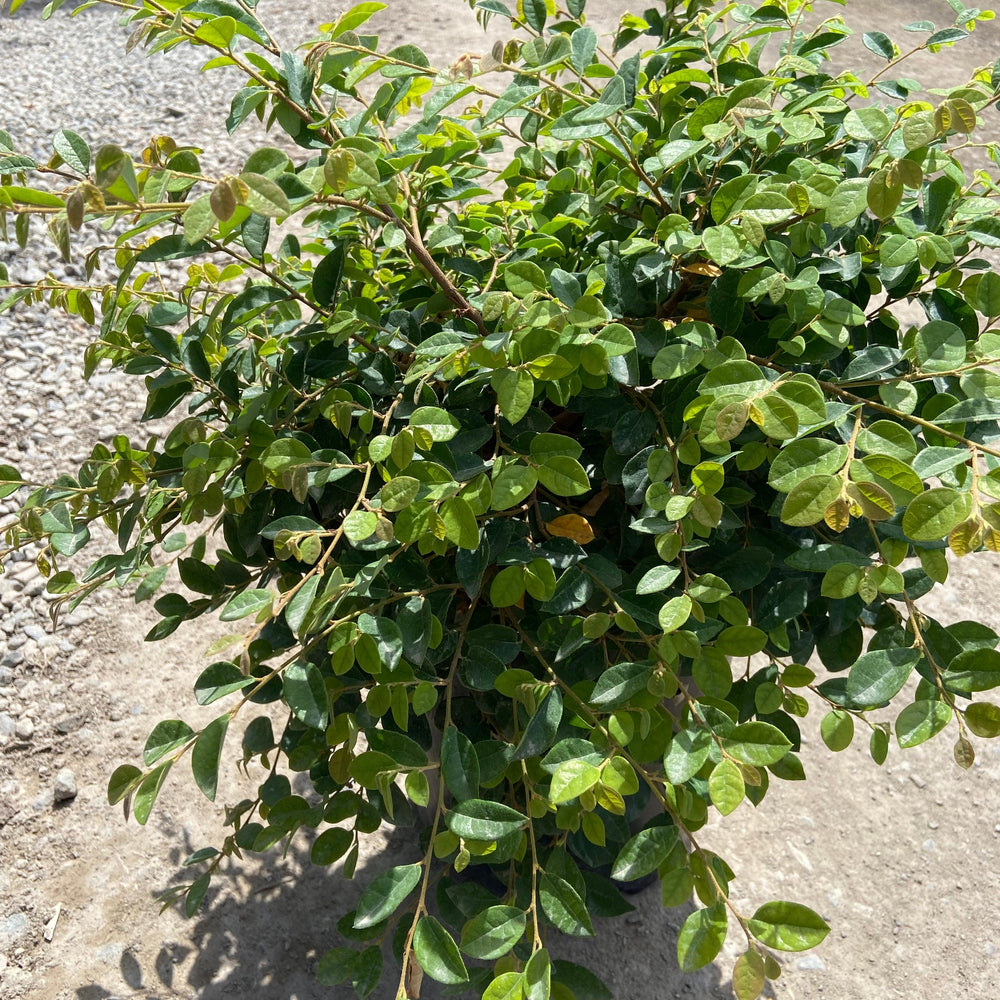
(72, 820, 735, 1000)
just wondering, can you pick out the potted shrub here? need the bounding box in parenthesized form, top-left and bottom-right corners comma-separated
(2, 0, 1000, 997)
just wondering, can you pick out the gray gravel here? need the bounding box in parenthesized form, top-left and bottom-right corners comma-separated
(0, 1, 283, 763)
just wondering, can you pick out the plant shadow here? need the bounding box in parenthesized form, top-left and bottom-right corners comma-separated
(69, 812, 747, 1000)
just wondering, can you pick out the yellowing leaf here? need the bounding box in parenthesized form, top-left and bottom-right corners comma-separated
(546, 513, 595, 544)
(682, 260, 723, 277)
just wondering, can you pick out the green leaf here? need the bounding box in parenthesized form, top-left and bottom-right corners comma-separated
(313, 242, 346, 308)
(521, 0, 547, 32)
(239, 171, 292, 216)
(446, 799, 527, 841)
(846, 647, 921, 707)
(191, 714, 230, 801)
(484, 972, 525, 1000)
(514, 687, 563, 759)
(611, 825, 679, 881)
(283, 660, 329, 730)
(769, 439, 847, 493)
(703, 225, 742, 266)
(867, 168, 903, 219)
(312, 827, 353, 866)
(193, 661, 254, 705)
(896, 699, 952, 748)
(870, 726, 890, 765)
(381, 476, 421, 512)
(549, 759, 601, 804)
(441, 496, 480, 549)
(2, 186, 65, 208)
(492, 368, 535, 423)
(664, 727, 712, 784)
(780, 475, 842, 526)
(944, 648, 1000, 694)
(54, 129, 90, 173)
(590, 661, 653, 708)
(903, 488, 973, 542)
(505, 260, 547, 296)
(862, 30, 894, 59)
(539, 873, 594, 936)
(820, 709, 854, 751)
(966, 702, 1000, 738)
(748, 901, 830, 951)
(913, 320, 966, 373)
(219, 588, 273, 622)
(820, 563, 862, 598)
(316, 946, 358, 986)
(194, 14, 237, 46)
(183, 194, 216, 244)
(492, 464, 538, 510)
(442, 726, 481, 802)
(659, 594, 693, 634)
(343, 510, 378, 543)
(732, 949, 766, 1000)
(714, 626, 767, 657)
(826, 178, 869, 226)
(354, 863, 422, 929)
(708, 758, 745, 815)
(677, 902, 728, 971)
(524, 948, 551, 1000)
(636, 565, 681, 594)
(461, 906, 527, 960)
(723, 722, 791, 766)
(490, 565, 526, 607)
(143, 719, 194, 766)
(410, 405, 461, 442)
(844, 107, 892, 141)
(352, 945, 383, 998)
(107, 764, 142, 805)
(414, 915, 469, 984)
(133, 762, 171, 825)
(537, 456, 590, 496)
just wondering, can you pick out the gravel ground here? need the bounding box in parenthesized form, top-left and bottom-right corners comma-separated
(1, 2, 999, 999)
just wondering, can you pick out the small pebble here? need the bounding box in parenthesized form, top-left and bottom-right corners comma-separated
(53, 768, 78, 803)
(13, 717, 33, 741)
(54, 714, 85, 734)
(795, 954, 826, 971)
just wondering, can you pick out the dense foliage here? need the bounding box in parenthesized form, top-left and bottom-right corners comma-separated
(3, 0, 1000, 996)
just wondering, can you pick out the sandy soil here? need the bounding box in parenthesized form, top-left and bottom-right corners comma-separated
(1, 2, 999, 999)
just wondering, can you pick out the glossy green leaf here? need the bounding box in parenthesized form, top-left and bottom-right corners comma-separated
(611, 825, 679, 881)
(748, 900, 830, 951)
(895, 699, 952, 748)
(143, 719, 194, 766)
(903, 488, 973, 542)
(460, 906, 527, 960)
(446, 799, 527, 841)
(846, 647, 921, 708)
(677, 902, 728, 971)
(820, 709, 854, 751)
(191, 714, 230, 801)
(723, 722, 792, 766)
(708, 758, 745, 815)
(590, 661, 653, 708)
(239, 171, 291, 216)
(539, 873, 594, 936)
(414, 915, 469, 984)
(353, 863, 422, 929)
(442, 725, 481, 802)
(283, 660, 329, 730)
(549, 759, 601, 804)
